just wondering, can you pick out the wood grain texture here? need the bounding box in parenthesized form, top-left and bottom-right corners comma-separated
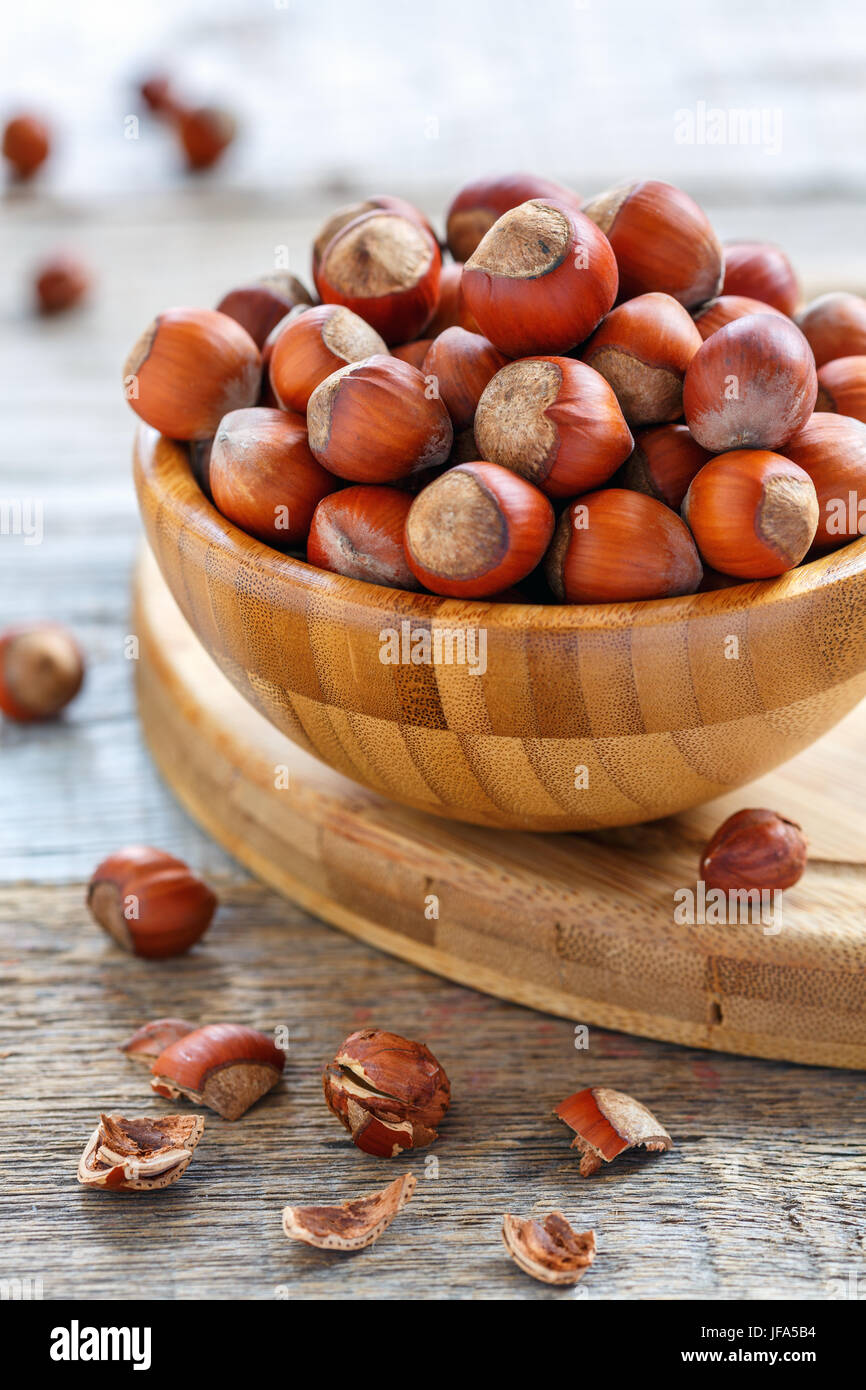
(134, 547, 866, 1070)
(3, 879, 865, 1302)
(133, 425, 866, 833)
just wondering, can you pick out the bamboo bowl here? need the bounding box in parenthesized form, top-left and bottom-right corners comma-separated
(134, 424, 866, 832)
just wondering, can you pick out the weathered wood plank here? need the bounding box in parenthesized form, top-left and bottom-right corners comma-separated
(2, 881, 864, 1301)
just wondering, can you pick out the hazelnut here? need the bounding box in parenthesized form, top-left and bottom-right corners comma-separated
(209, 406, 337, 546)
(34, 253, 91, 315)
(0, 623, 84, 721)
(123, 307, 261, 441)
(545, 488, 702, 603)
(554, 1086, 672, 1176)
(700, 808, 807, 892)
(311, 194, 435, 289)
(175, 104, 236, 170)
(316, 209, 441, 344)
(796, 292, 866, 367)
(282, 1172, 416, 1251)
(269, 304, 387, 413)
(722, 240, 800, 315)
(87, 847, 217, 958)
(815, 354, 866, 424)
(445, 172, 582, 262)
(581, 291, 703, 426)
(783, 412, 866, 550)
(77, 1113, 204, 1192)
(139, 75, 174, 114)
(421, 326, 508, 431)
(620, 424, 711, 511)
(425, 260, 479, 335)
(307, 354, 452, 483)
(473, 357, 633, 498)
(2, 113, 51, 179)
(692, 294, 787, 341)
(582, 179, 723, 308)
(405, 461, 555, 598)
(323, 1028, 450, 1156)
(502, 1212, 596, 1286)
(391, 337, 434, 369)
(682, 450, 819, 579)
(683, 314, 817, 452)
(151, 1023, 285, 1120)
(461, 198, 618, 356)
(307, 485, 420, 589)
(216, 272, 313, 349)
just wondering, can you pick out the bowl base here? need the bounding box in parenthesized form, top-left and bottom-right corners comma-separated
(134, 546, 866, 1069)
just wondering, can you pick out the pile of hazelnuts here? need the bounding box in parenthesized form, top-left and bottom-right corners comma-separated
(122, 174, 866, 603)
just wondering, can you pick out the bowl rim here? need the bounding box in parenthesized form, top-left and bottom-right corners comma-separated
(135, 423, 866, 634)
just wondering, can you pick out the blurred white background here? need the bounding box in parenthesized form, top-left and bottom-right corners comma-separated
(2, 0, 865, 207)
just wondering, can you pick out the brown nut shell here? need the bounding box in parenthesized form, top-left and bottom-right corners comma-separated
(0, 623, 84, 721)
(446, 172, 582, 262)
(620, 424, 711, 512)
(554, 1086, 672, 1176)
(581, 291, 702, 426)
(421, 326, 508, 431)
(307, 485, 419, 589)
(681, 450, 819, 579)
(307, 354, 452, 483)
(87, 847, 217, 958)
(796, 293, 866, 368)
(474, 356, 633, 498)
(120, 1018, 197, 1064)
(323, 1028, 450, 1157)
(783, 412, 866, 550)
(692, 295, 788, 340)
(151, 1023, 285, 1121)
(282, 1172, 417, 1251)
(317, 210, 441, 345)
(700, 808, 807, 893)
(545, 488, 702, 604)
(269, 304, 388, 413)
(216, 272, 313, 349)
(583, 179, 723, 307)
(462, 199, 618, 357)
(683, 314, 817, 452)
(815, 355, 866, 424)
(721, 240, 800, 316)
(77, 1112, 204, 1191)
(123, 307, 261, 441)
(502, 1212, 596, 1285)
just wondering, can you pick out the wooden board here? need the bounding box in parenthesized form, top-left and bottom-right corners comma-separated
(133, 548, 866, 1070)
(8, 879, 866, 1302)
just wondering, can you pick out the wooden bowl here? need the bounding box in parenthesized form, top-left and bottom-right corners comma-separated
(134, 425, 866, 833)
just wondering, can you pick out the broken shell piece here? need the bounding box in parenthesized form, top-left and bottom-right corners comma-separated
(151, 1023, 285, 1121)
(502, 1211, 596, 1286)
(322, 1028, 450, 1157)
(77, 1112, 204, 1191)
(120, 1018, 196, 1064)
(282, 1172, 416, 1251)
(554, 1086, 672, 1175)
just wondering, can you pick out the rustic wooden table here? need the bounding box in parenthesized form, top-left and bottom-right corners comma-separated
(2, 194, 865, 1300)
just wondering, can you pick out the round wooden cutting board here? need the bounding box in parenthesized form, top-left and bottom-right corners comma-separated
(133, 547, 866, 1069)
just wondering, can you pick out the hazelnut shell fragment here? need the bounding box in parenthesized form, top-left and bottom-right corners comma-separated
(554, 1086, 672, 1175)
(282, 1172, 417, 1251)
(77, 1112, 204, 1191)
(323, 1028, 450, 1156)
(502, 1212, 596, 1286)
(120, 1018, 197, 1064)
(151, 1023, 285, 1121)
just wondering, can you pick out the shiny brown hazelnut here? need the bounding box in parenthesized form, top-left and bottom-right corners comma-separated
(783, 412, 866, 550)
(269, 304, 387, 412)
(216, 272, 313, 348)
(87, 847, 217, 958)
(796, 293, 866, 368)
(581, 291, 703, 426)
(700, 808, 808, 892)
(722, 240, 800, 315)
(620, 424, 711, 511)
(421, 326, 508, 430)
(0, 623, 84, 721)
